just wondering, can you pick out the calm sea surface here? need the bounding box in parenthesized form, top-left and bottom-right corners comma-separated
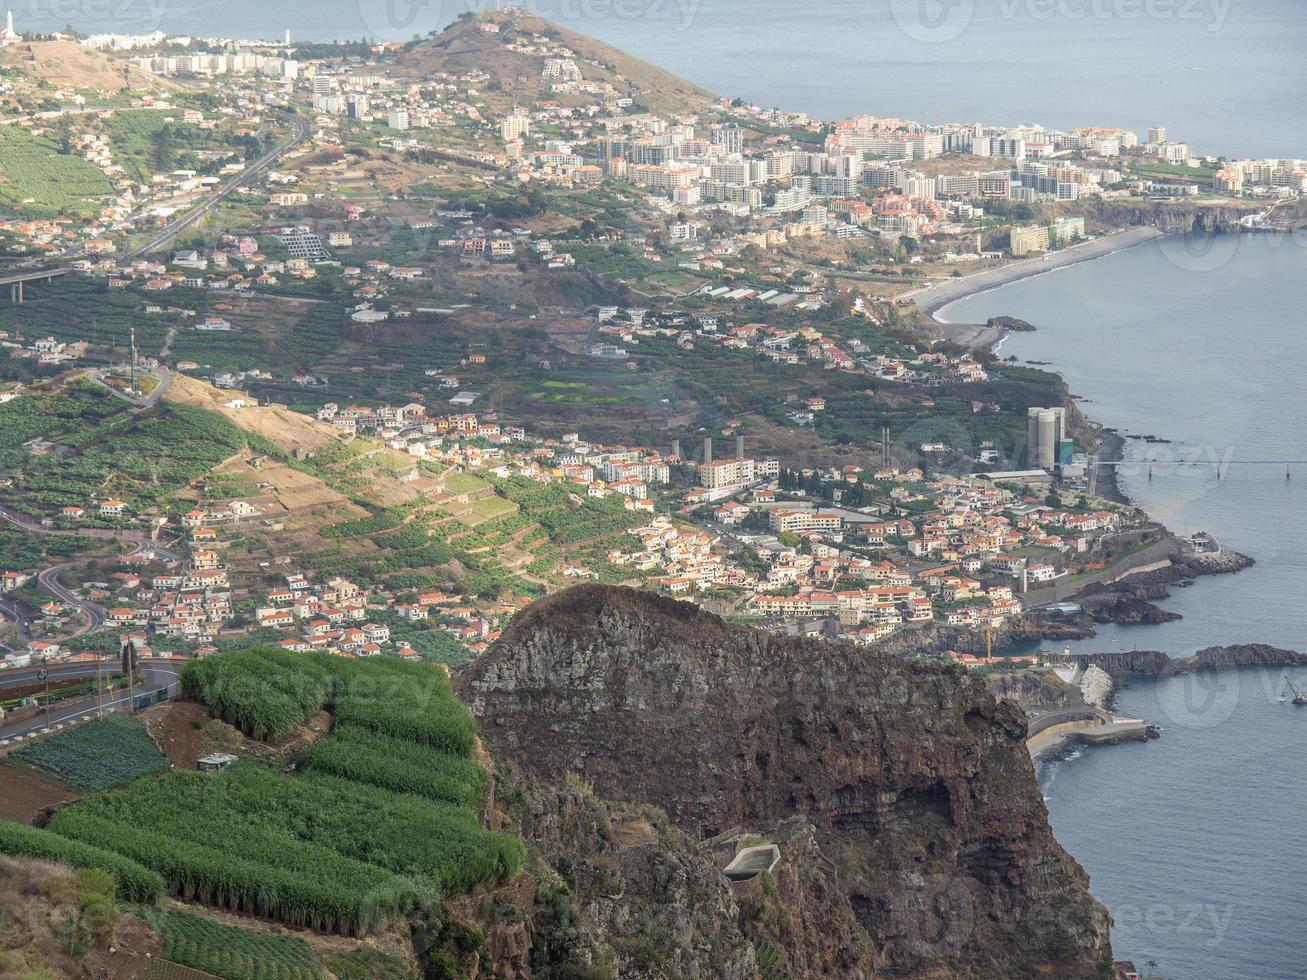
(942, 232, 1307, 978)
(32, 0, 1307, 157)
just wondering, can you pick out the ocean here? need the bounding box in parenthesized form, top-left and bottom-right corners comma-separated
(26, 0, 1307, 157)
(940, 232, 1307, 978)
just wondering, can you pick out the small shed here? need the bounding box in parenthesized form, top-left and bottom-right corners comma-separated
(197, 753, 238, 772)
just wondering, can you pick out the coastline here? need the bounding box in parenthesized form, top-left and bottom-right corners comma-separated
(901, 225, 1165, 322)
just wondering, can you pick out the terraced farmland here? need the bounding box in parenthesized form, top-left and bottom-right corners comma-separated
(18, 648, 522, 936)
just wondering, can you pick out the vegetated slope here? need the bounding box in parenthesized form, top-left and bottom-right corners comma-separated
(398, 10, 717, 116)
(165, 373, 348, 455)
(0, 380, 276, 516)
(459, 584, 1113, 979)
(0, 854, 162, 978)
(19, 649, 521, 936)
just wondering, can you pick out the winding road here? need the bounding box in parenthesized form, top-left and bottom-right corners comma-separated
(0, 659, 185, 741)
(126, 110, 312, 260)
(0, 506, 183, 647)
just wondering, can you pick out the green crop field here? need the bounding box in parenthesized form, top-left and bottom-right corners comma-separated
(29, 649, 522, 936)
(0, 127, 112, 217)
(134, 906, 324, 980)
(0, 822, 164, 902)
(443, 472, 491, 496)
(468, 495, 518, 520)
(299, 722, 486, 807)
(12, 715, 170, 790)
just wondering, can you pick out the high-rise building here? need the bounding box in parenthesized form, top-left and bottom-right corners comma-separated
(1148, 125, 1167, 145)
(1027, 407, 1066, 470)
(500, 108, 530, 142)
(1010, 224, 1050, 257)
(713, 124, 743, 155)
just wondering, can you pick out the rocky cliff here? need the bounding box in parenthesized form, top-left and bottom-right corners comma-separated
(458, 585, 1112, 978)
(1067, 644, 1307, 680)
(1079, 199, 1254, 234)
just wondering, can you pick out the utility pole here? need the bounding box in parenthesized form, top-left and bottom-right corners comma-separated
(123, 638, 135, 715)
(129, 326, 138, 396)
(96, 653, 103, 718)
(40, 662, 50, 730)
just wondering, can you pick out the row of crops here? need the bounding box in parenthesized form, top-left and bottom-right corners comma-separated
(0, 822, 164, 903)
(12, 715, 170, 790)
(133, 905, 323, 980)
(0, 648, 522, 937)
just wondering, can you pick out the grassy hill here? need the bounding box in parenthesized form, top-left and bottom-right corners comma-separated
(397, 9, 717, 116)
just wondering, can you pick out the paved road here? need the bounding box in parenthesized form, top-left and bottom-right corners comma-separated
(0, 596, 28, 654)
(37, 563, 105, 637)
(126, 111, 311, 260)
(0, 506, 183, 563)
(86, 366, 173, 408)
(0, 508, 183, 647)
(0, 659, 184, 741)
(0, 661, 129, 690)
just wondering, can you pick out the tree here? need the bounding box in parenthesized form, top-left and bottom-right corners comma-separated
(151, 126, 176, 173)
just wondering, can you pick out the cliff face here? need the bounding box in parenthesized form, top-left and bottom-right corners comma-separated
(459, 586, 1112, 978)
(1080, 199, 1254, 234)
(1069, 644, 1307, 679)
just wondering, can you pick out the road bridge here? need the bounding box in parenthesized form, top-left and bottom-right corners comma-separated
(0, 268, 67, 303)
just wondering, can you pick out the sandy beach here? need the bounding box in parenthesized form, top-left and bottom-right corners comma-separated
(900, 226, 1165, 322)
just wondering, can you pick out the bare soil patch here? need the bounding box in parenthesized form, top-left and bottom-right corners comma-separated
(0, 761, 84, 825)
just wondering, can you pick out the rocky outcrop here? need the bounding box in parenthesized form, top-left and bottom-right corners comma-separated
(986, 315, 1036, 332)
(1080, 592, 1181, 625)
(983, 670, 1086, 714)
(1080, 199, 1253, 234)
(441, 772, 757, 980)
(1063, 644, 1307, 680)
(459, 585, 1113, 978)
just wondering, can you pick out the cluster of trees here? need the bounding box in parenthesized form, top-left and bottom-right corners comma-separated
(776, 467, 878, 508)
